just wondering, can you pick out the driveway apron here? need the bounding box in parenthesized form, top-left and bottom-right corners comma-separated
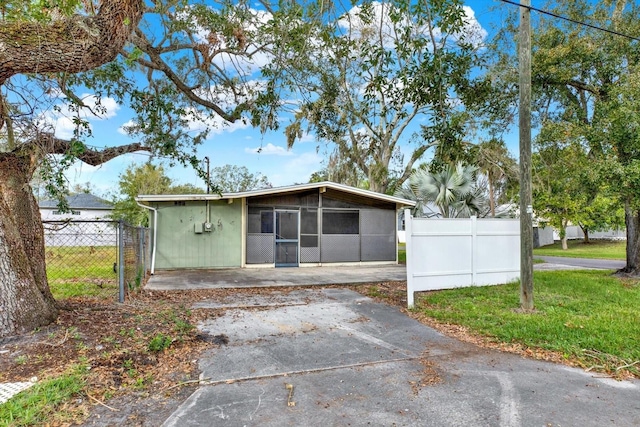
(162, 288, 639, 426)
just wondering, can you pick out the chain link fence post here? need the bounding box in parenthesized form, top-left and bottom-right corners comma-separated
(118, 219, 125, 303)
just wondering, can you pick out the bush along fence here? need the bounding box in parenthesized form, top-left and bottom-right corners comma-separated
(404, 209, 521, 308)
(43, 220, 149, 302)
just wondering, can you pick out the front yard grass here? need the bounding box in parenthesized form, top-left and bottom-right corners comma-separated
(413, 269, 640, 377)
(533, 240, 625, 260)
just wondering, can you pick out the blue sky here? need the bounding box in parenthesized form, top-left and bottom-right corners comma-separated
(61, 0, 520, 197)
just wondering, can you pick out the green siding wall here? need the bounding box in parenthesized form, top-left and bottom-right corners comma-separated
(153, 201, 242, 269)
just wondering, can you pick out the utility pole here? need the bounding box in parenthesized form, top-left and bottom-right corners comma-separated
(204, 156, 210, 194)
(519, 0, 534, 310)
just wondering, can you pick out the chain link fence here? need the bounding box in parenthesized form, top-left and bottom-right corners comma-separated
(43, 220, 149, 302)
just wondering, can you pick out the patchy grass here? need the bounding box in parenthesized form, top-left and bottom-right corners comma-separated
(412, 270, 640, 378)
(0, 295, 208, 426)
(0, 364, 87, 427)
(534, 240, 625, 260)
(397, 243, 406, 264)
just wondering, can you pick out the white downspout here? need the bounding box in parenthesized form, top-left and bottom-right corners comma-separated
(136, 201, 157, 275)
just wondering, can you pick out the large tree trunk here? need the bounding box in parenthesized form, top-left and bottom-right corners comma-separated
(623, 201, 640, 274)
(0, 153, 57, 338)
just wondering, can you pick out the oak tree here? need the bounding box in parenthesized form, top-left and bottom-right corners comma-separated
(0, 0, 324, 337)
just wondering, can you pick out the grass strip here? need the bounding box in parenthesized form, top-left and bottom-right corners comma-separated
(414, 270, 640, 377)
(533, 240, 625, 260)
(0, 365, 87, 426)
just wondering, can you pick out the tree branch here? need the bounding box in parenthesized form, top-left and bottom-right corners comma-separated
(0, 0, 144, 85)
(19, 134, 149, 167)
(131, 30, 248, 122)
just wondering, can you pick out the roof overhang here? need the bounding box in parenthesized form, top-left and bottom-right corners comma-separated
(135, 181, 416, 207)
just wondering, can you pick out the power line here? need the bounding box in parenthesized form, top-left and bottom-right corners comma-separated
(498, 0, 640, 43)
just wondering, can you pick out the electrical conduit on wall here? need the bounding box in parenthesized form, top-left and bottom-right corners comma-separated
(136, 201, 157, 275)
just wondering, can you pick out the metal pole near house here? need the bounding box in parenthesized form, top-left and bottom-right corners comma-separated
(118, 220, 125, 303)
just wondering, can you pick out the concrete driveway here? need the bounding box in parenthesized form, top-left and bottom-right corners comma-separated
(162, 288, 639, 426)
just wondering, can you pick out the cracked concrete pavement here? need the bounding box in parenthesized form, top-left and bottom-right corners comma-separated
(161, 288, 640, 426)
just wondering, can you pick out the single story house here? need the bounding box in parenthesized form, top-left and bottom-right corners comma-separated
(39, 193, 113, 220)
(136, 181, 415, 271)
(40, 193, 115, 247)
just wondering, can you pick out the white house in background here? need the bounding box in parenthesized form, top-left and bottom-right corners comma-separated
(39, 193, 115, 247)
(39, 193, 113, 220)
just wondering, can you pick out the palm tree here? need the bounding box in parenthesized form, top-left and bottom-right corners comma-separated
(396, 162, 486, 218)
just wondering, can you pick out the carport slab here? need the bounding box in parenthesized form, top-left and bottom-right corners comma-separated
(146, 265, 406, 290)
(194, 286, 451, 386)
(163, 288, 640, 426)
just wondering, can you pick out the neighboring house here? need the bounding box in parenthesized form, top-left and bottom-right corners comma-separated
(39, 193, 115, 246)
(136, 182, 415, 271)
(39, 193, 113, 220)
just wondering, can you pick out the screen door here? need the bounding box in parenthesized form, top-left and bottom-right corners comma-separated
(275, 210, 299, 267)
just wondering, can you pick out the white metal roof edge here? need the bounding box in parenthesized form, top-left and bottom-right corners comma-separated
(135, 181, 416, 206)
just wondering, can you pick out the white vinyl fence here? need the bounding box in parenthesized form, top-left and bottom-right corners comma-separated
(405, 210, 520, 307)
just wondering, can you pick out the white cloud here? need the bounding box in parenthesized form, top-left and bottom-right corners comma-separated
(180, 6, 275, 78)
(118, 119, 136, 136)
(49, 116, 79, 140)
(193, 79, 266, 113)
(338, 2, 486, 49)
(245, 143, 293, 156)
(39, 94, 120, 139)
(460, 6, 488, 47)
(82, 94, 120, 119)
(186, 111, 250, 136)
(269, 151, 323, 186)
(296, 131, 315, 144)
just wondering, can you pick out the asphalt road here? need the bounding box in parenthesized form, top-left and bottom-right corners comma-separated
(534, 256, 625, 270)
(161, 288, 639, 427)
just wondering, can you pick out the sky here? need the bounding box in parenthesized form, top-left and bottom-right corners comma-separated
(58, 0, 520, 198)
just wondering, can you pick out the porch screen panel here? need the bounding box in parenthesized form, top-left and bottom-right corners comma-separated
(300, 208, 319, 262)
(247, 207, 274, 263)
(360, 209, 396, 261)
(321, 209, 360, 262)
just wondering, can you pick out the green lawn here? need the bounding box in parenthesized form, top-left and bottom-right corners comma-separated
(45, 246, 118, 300)
(414, 269, 640, 377)
(534, 240, 625, 260)
(397, 243, 406, 263)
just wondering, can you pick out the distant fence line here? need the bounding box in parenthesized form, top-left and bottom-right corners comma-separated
(404, 210, 521, 307)
(43, 219, 149, 302)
